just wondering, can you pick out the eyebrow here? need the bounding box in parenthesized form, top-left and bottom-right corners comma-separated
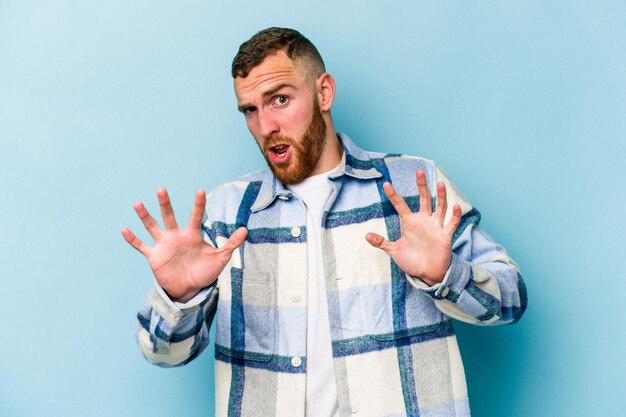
(237, 83, 295, 113)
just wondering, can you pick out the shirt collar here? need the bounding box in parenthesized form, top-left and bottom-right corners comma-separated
(251, 132, 382, 212)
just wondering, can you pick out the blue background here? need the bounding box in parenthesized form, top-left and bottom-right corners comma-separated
(1, 1, 625, 416)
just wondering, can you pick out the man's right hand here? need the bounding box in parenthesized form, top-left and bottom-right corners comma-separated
(122, 188, 248, 303)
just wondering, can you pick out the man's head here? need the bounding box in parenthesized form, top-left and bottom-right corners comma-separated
(232, 27, 326, 83)
(232, 28, 341, 185)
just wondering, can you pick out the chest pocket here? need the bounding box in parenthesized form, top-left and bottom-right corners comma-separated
(367, 276, 444, 341)
(215, 267, 276, 362)
(214, 180, 278, 361)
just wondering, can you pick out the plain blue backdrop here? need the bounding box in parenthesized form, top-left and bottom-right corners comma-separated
(1, 1, 625, 416)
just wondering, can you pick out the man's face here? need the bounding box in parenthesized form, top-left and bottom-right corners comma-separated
(234, 51, 327, 184)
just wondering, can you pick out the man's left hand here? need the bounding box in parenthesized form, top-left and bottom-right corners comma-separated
(365, 170, 462, 287)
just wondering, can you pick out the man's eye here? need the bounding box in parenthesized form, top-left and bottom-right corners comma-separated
(244, 106, 257, 116)
(274, 96, 288, 105)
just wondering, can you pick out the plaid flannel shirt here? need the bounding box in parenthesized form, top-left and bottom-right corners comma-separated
(136, 133, 527, 417)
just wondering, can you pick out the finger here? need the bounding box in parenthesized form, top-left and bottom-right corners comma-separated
(216, 227, 248, 257)
(121, 228, 152, 257)
(157, 188, 179, 231)
(434, 181, 448, 226)
(133, 201, 163, 240)
(187, 189, 206, 230)
(445, 204, 462, 235)
(416, 170, 432, 215)
(365, 232, 395, 256)
(383, 182, 412, 217)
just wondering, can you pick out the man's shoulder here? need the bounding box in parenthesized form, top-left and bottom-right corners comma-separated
(365, 147, 438, 176)
(206, 167, 269, 202)
(200, 167, 273, 226)
(351, 140, 451, 198)
(339, 132, 438, 173)
(374, 150, 435, 165)
(199, 169, 268, 238)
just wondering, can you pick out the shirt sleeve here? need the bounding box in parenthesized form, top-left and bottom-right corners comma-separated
(135, 212, 220, 367)
(407, 164, 528, 325)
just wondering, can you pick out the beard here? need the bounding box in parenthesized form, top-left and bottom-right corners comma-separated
(261, 100, 327, 185)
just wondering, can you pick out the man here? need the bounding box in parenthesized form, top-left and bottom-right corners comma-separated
(123, 27, 527, 417)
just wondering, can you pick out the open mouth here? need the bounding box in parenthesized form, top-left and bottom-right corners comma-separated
(271, 144, 289, 157)
(268, 144, 291, 163)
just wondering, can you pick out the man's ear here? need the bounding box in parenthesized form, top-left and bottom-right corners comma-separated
(316, 73, 335, 112)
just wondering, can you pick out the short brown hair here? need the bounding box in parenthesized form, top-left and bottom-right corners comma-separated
(231, 27, 325, 78)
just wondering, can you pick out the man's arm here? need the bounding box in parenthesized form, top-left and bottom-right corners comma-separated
(366, 166, 527, 325)
(408, 221, 527, 325)
(123, 189, 246, 365)
(135, 281, 219, 367)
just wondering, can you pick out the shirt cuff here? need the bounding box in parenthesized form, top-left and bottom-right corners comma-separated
(406, 253, 472, 301)
(150, 282, 216, 325)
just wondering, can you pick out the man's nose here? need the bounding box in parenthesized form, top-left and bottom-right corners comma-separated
(257, 109, 279, 138)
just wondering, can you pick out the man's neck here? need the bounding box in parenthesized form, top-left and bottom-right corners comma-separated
(309, 129, 342, 177)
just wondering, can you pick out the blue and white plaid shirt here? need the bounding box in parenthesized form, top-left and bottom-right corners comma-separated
(137, 133, 527, 417)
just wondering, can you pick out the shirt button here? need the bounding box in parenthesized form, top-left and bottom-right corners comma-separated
(291, 227, 302, 238)
(278, 195, 289, 201)
(440, 286, 450, 297)
(291, 356, 302, 368)
(290, 294, 302, 303)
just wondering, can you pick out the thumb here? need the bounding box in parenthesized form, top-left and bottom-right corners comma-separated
(365, 232, 395, 255)
(220, 226, 248, 255)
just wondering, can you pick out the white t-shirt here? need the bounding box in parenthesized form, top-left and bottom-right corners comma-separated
(288, 165, 341, 417)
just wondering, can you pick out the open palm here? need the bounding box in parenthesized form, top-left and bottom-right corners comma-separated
(366, 170, 461, 286)
(122, 189, 247, 303)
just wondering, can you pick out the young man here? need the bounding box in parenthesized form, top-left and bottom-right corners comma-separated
(123, 27, 527, 417)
